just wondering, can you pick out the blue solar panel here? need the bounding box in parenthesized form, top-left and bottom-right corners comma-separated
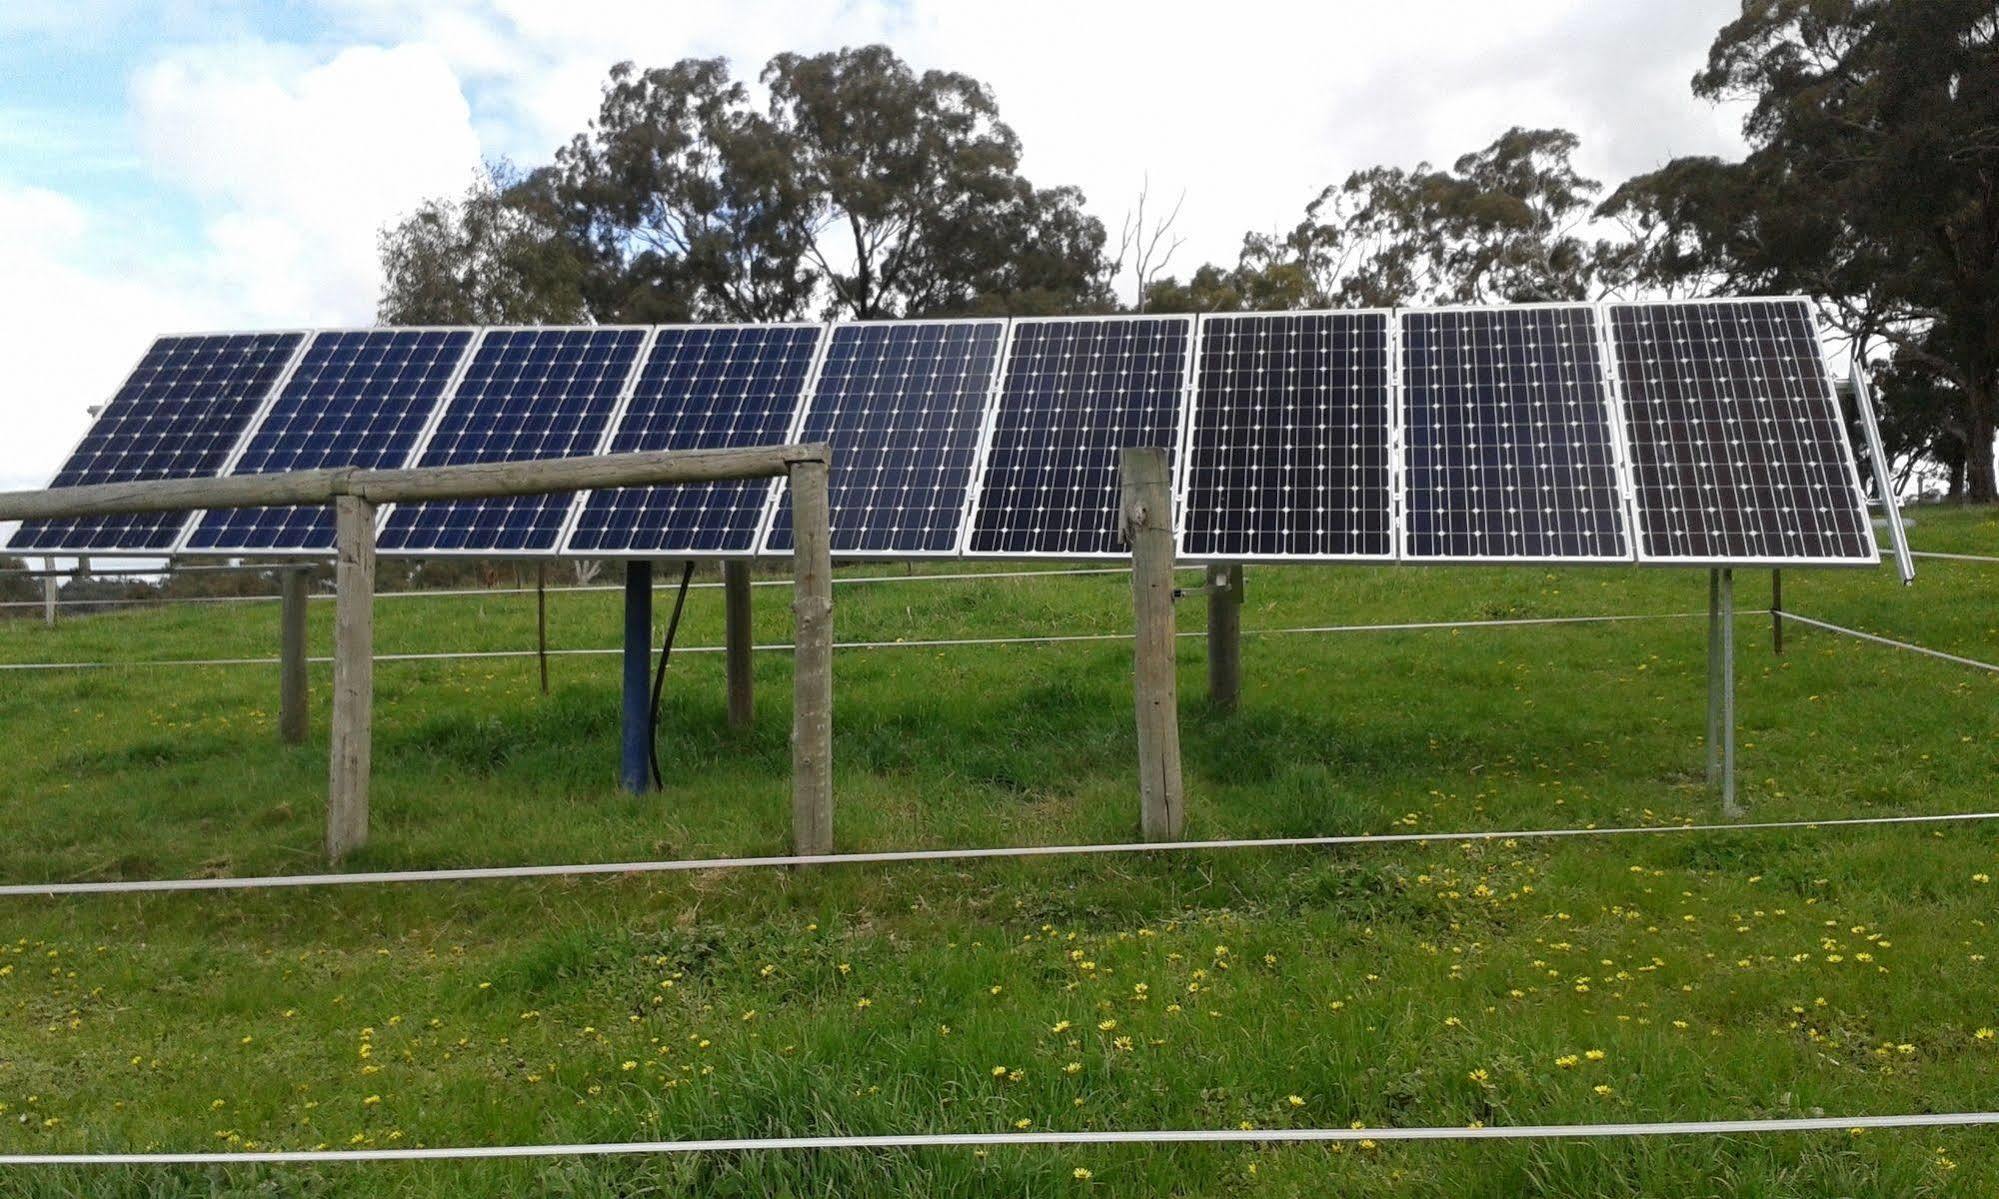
(378, 328, 649, 554)
(8, 332, 305, 554)
(1179, 311, 1393, 561)
(1606, 298, 1875, 564)
(565, 324, 824, 556)
(764, 319, 1004, 557)
(1400, 305, 1630, 560)
(964, 316, 1192, 558)
(184, 329, 476, 553)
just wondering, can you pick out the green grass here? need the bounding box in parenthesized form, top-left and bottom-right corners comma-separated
(0, 506, 1994, 1196)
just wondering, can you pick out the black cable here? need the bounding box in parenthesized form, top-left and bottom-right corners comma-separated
(647, 562, 697, 789)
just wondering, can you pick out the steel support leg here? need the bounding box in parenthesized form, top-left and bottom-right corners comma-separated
(621, 561, 654, 795)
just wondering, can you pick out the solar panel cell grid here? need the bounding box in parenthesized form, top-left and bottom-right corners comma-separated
(8, 332, 305, 555)
(965, 316, 1193, 558)
(564, 324, 824, 557)
(765, 320, 1005, 556)
(1607, 298, 1875, 563)
(378, 327, 649, 554)
(185, 329, 476, 553)
(1400, 305, 1631, 560)
(1178, 311, 1393, 561)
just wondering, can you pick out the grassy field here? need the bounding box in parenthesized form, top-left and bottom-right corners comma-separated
(0, 506, 1995, 1196)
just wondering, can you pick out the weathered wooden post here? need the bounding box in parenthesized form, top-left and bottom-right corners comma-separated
(1206, 563, 1242, 712)
(278, 565, 309, 745)
(327, 495, 376, 861)
(724, 559, 754, 729)
(536, 561, 550, 695)
(1720, 567, 1739, 818)
(621, 561, 653, 795)
(1771, 569, 1783, 656)
(1121, 447, 1184, 840)
(789, 458, 834, 856)
(41, 558, 57, 626)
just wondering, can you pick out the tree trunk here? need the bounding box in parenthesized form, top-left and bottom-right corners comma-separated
(1968, 404, 1996, 503)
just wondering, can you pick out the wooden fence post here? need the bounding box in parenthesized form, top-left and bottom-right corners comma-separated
(789, 459, 834, 856)
(279, 565, 309, 745)
(1122, 447, 1184, 840)
(724, 559, 754, 730)
(41, 558, 57, 627)
(1771, 569, 1783, 656)
(536, 561, 550, 695)
(1206, 563, 1242, 712)
(327, 495, 376, 862)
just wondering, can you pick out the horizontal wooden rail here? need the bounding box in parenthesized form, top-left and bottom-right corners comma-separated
(0, 445, 829, 522)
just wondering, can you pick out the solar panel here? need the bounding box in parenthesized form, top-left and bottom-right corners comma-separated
(763, 319, 1005, 557)
(1178, 311, 1394, 561)
(564, 323, 825, 557)
(378, 327, 650, 555)
(8, 332, 305, 555)
(183, 329, 477, 554)
(963, 315, 1193, 558)
(1605, 297, 1876, 564)
(1399, 305, 1631, 561)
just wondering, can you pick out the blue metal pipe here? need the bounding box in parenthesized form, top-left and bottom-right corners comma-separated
(621, 560, 653, 794)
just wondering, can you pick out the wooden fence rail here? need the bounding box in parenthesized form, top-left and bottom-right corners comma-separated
(0, 445, 834, 864)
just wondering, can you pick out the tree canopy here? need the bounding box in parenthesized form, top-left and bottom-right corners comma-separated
(380, 8, 1998, 500)
(379, 46, 1113, 326)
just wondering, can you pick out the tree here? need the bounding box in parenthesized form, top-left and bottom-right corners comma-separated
(379, 46, 1112, 324)
(1145, 127, 1619, 314)
(1604, 0, 1999, 500)
(377, 163, 592, 325)
(1110, 177, 1187, 313)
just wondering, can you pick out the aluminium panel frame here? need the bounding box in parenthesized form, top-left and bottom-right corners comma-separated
(178, 325, 485, 559)
(1392, 301, 1638, 566)
(1175, 308, 1398, 566)
(958, 311, 1199, 563)
(9, 328, 316, 561)
(375, 325, 656, 560)
(555, 321, 831, 563)
(1604, 294, 1882, 570)
(755, 316, 1009, 562)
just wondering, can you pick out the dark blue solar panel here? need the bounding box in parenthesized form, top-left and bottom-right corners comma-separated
(765, 320, 1004, 556)
(1607, 298, 1875, 563)
(9, 332, 304, 554)
(1180, 312, 1393, 560)
(1401, 306, 1630, 560)
(565, 324, 823, 556)
(185, 329, 475, 553)
(965, 316, 1192, 558)
(378, 328, 648, 554)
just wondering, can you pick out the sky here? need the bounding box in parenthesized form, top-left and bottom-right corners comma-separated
(0, 0, 1752, 501)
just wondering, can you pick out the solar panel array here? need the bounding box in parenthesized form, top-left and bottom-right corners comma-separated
(768, 320, 1004, 556)
(1607, 298, 1876, 564)
(379, 328, 649, 555)
(1400, 305, 1628, 561)
(186, 329, 476, 554)
(568, 324, 824, 558)
(9, 299, 1880, 569)
(12, 332, 305, 554)
(1179, 311, 1393, 561)
(965, 316, 1193, 558)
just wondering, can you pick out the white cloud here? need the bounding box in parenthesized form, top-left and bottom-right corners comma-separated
(131, 40, 484, 320)
(0, 183, 204, 497)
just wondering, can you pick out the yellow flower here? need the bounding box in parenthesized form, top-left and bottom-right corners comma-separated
(363, 1095, 380, 1106)
(1593, 1084, 1613, 1097)
(1064, 1061, 1083, 1075)
(1098, 1019, 1117, 1031)
(1584, 1049, 1605, 1061)
(621, 1061, 636, 1071)
(1287, 1095, 1305, 1107)
(1014, 1119, 1032, 1129)
(1555, 1054, 1580, 1069)
(1072, 1167, 1093, 1180)
(992, 1065, 1009, 1077)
